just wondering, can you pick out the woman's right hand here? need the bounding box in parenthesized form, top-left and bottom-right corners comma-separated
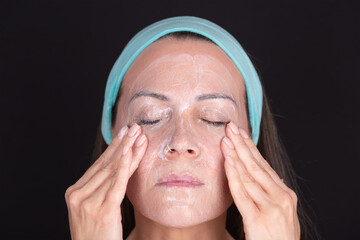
(65, 124, 147, 240)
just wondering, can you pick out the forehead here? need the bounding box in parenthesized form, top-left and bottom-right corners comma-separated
(121, 38, 245, 102)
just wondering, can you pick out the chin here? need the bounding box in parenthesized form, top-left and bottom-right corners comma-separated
(155, 204, 213, 228)
(131, 195, 233, 228)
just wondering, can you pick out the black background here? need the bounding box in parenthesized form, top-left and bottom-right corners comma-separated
(1, 0, 359, 239)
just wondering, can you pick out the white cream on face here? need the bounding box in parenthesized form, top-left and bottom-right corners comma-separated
(113, 39, 249, 228)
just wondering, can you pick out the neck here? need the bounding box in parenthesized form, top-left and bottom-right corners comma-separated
(126, 210, 233, 240)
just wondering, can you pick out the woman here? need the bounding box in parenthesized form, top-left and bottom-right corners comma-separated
(65, 16, 317, 240)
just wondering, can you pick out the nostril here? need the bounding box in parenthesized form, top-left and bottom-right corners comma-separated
(170, 148, 176, 153)
(187, 149, 194, 154)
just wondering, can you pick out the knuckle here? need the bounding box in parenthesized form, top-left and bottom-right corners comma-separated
(262, 158, 272, 168)
(248, 140, 258, 149)
(289, 189, 298, 204)
(281, 192, 294, 210)
(80, 199, 95, 215)
(270, 206, 286, 223)
(272, 205, 282, 217)
(110, 135, 122, 146)
(102, 161, 116, 171)
(97, 156, 107, 167)
(229, 152, 238, 161)
(64, 185, 74, 201)
(233, 182, 251, 201)
(238, 189, 251, 201)
(237, 140, 247, 148)
(273, 207, 287, 225)
(241, 173, 255, 184)
(94, 155, 105, 166)
(118, 158, 131, 170)
(112, 174, 127, 192)
(249, 145, 260, 154)
(257, 170, 272, 183)
(120, 134, 135, 148)
(248, 159, 262, 172)
(66, 189, 81, 207)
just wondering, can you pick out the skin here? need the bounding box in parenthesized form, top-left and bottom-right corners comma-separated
(65, 38, 300, 240)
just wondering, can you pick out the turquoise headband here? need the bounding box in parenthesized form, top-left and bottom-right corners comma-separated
(101, 16, 263, 145)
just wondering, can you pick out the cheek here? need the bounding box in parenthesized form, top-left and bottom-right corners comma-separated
(197, 133, 229, 196)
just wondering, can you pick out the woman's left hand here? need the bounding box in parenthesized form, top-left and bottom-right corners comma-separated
(221, 122, 301, 240)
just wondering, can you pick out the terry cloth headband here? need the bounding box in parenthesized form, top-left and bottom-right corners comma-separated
(101, 16, 263, 145)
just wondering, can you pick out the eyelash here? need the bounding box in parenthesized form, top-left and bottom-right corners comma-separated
(138, 119, 160, 125)
(201, 119, 229, 127)
(138, 118, 228, 127)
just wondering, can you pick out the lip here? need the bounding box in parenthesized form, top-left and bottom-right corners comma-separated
(156, 174, 204, 187)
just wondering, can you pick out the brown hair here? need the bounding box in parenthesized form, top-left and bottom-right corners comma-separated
(91, 32, 321, 240)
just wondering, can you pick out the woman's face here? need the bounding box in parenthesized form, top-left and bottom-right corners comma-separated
(112, 37, 249, 227)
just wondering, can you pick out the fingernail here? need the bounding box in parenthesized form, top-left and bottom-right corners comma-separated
(128, 123, 140, 137)
(118, 126, 129, 140)
(223, 137, 234, 149)
(239, 128, 249, 139)
(225, 156, 235, 167)
(228, 121, 239, 135)
(135, 134, 146, 147)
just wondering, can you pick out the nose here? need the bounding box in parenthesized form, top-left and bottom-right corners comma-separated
(164, 123, 200, 160)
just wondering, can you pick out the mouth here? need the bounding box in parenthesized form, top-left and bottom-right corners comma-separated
(156, 174, 204, 187)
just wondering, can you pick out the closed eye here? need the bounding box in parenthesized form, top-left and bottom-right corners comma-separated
(138, 119, 160, 125)
(139, 118, 228, 126)
(201, 119, 229, 127)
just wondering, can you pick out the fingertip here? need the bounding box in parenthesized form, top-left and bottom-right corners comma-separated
(135, 134, 147, 148)
(228, 121, 240, 135)
(133, 135, 148, 160)
(130, 135, 148, 176)
(220, 137, 227, 151)
(128, 123, 141, 137)
(117, 126, 129, 141)
(225, 123, 233, 137)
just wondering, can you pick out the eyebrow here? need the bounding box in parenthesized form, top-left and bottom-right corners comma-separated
(129, 91, 236, 105)
(129, 91, 170, 103)
(196, 93, 237, 105)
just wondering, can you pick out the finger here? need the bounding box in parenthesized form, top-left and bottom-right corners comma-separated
(222, 138, 272, 211)
(224, 156, 260, 218)
(104, 123, 141, 170)
(240, 130, 290, 192)
(66, 124, 134, 204)
(103, 123, 144, 205)
(226, 122, 285, 199)
(129, 133, 148, 177)
(70, 167, 113, 204)
(69, 123, 140, 197)
(104, 144, 134, 206)
(80, 124, 143, 208)
(83, 176, 113, 209)
(234, 126, 297, 204)
(101, 125, 131, 167)
(70, 126, 129, 191)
